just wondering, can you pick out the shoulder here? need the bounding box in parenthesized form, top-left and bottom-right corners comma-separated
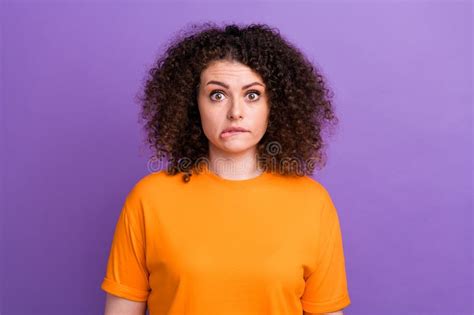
(289, 176, 339, 219)
(285, 174, 331, 199)
(265, 173, 333, 212)
(125, 170, 185, 202)
(301, 175, 330, 193)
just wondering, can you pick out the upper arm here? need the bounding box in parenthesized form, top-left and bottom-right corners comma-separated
(104, 293, 147, 315)
(303, 310, 344, 315)
(300, 188, 351, 314)
(100, 186, 151, 301)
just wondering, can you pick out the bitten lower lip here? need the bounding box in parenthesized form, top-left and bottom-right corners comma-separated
(220, 130, 249, 139)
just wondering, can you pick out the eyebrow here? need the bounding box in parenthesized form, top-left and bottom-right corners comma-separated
(205, 80, 265, 90)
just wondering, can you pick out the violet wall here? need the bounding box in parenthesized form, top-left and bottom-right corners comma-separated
(1, 1, 472, 314)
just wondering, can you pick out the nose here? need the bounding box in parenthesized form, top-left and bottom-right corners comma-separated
(227, 99, 244, 120)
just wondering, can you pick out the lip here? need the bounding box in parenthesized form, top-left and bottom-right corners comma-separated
(220, 126, 250, 139)
(221, 126, 249, 134)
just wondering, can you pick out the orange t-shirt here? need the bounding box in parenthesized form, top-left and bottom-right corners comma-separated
(100, 168, 351, 314)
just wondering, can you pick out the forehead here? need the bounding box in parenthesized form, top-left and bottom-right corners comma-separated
(200, 60, 263, 84)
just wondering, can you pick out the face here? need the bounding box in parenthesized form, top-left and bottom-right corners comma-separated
(197, 60, 270, 158)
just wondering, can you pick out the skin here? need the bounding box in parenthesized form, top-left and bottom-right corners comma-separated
(304, 311, 344, 315)
(103, 291, 343, 315)
(103, 60, 345, 315)
(197, 59, 270, 180)
(103, 293, 146, 315)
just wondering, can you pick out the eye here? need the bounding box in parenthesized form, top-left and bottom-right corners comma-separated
(209, 90, 226, 102)
(208, 90, 262, 102)
(246, 90, 261, 102)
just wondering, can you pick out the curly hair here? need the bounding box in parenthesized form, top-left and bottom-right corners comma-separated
(136, 22, 339, 183)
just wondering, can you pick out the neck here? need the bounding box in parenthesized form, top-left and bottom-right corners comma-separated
(207, 144, 263, 180)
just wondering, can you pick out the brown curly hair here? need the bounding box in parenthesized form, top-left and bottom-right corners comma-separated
(136, 22, 339, 183)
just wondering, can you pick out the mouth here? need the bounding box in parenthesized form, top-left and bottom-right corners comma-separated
(220, 128, 250, 139)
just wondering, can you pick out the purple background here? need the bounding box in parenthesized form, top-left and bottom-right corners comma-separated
(1, 1, 472, 314)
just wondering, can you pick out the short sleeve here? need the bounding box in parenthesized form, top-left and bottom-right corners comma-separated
(301, 189, 351, 313)
(100, 187, 151, 302)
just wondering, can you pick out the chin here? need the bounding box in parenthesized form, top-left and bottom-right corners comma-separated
(222, 145, 253, 153)
(215, 141, 257, 154)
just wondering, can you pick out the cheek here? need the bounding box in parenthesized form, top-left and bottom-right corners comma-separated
(256, 108, 270, 130)
(198, 107, 221, 135)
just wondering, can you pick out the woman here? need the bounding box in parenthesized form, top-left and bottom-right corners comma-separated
(101, 22, 351, 315)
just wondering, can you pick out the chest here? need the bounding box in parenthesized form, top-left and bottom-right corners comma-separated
(144, 191, 318, 294)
